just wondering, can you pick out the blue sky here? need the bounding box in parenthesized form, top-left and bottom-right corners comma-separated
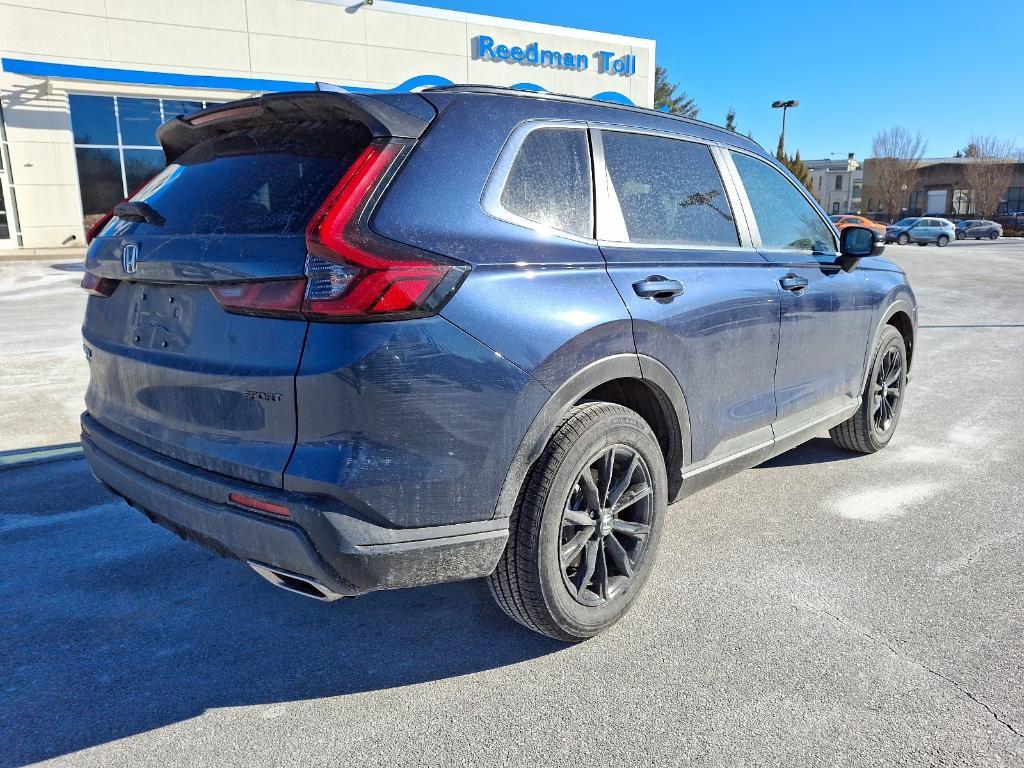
(397, 0, 1020, 161)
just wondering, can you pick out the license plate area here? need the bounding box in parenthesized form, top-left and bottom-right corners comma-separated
(129, 284, 195, 353)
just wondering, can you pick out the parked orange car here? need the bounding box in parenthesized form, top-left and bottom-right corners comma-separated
(830, 214, 887, 237)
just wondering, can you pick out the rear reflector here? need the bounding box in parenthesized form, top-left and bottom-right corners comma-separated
(81, 271, 120, 297)
(228, 493, 291, 518)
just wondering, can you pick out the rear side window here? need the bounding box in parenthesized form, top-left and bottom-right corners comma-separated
(730, 151, 836, 252)
(601, 131, 739, 247)
(499, 127, 592, 237)
(125, 121, 371, 236)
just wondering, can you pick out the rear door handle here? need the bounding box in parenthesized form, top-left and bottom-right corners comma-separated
(632, 275, 685, 299)
(778, 273, 809, 293)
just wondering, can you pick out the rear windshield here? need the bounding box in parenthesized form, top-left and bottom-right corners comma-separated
(120, 121, 371, 237)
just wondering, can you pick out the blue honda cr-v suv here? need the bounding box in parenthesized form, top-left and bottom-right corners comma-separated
(80, 86, 916, 641)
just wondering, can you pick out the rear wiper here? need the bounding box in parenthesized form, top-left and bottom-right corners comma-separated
(113, 201, 165, 227)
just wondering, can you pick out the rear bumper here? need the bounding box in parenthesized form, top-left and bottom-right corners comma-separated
(81, 414, 508, 597)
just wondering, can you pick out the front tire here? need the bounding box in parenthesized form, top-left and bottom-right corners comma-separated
(830, 326, 908, 454)
(956, 231, 965, 240)
(897, 233, 910, 245)
(488, 402, 667, 642)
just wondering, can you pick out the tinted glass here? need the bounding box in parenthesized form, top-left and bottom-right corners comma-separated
(117, 98, 161, 146)
(75, 147, 123, 217)
(123, 148, 165, 192)
(69, 94, 118, 145)
(602, 132, 738, 246)
(500, 128, 592, 237)
(731, 152, 835, 251)
(162, 100, 205, 119)
(125, 121, 369, 236)
(0, 183, 9, 239)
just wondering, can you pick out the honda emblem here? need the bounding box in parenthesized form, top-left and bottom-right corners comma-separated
(122, 242, 139, 274)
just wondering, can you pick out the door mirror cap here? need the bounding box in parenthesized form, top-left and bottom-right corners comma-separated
(838, 226, 883, 271)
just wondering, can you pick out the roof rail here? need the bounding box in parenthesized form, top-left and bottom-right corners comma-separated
(422, 84, 741, 141)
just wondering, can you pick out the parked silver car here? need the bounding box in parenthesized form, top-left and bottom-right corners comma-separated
(885, 217, 955, 246)
(955, 219, 1002, 240)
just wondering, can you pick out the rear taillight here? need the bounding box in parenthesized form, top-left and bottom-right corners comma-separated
(210, 140, 467, 321)
(81, 270, 119, 297)
(301, 141, 467, 320)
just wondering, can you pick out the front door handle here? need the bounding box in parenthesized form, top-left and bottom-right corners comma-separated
(632, 275, 685, 299)
(779, 273, 809, 293)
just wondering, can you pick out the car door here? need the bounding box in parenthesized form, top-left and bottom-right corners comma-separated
(724, 149, 875, 434)
(594, 128, 782, 468)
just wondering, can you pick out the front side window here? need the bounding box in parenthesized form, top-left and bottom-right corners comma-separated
(500, 127, 592, 237)
(730, 151, 836, 252)
(601, 131, 738, 246)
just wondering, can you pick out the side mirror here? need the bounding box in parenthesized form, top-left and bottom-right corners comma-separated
(838, 226, 883, 272)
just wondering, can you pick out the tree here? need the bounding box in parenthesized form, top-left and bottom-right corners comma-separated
(724, 107, 736, 132)
(654, 66, 698, 118)
(869, 127, 927, 222)
(775, 140, 814, 193)
(961, 134, 1020, 217)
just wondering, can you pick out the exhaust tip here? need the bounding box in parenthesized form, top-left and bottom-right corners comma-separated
(247, 561, 344, 602)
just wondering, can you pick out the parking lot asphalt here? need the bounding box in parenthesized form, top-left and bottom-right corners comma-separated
(1, 240, 1023, 767)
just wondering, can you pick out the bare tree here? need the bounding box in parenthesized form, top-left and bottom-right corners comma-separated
(870, 128, 927, 221)
(961, 134, 1020, 217)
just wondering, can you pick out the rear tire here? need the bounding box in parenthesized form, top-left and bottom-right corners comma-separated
(937, 235, 949, 247)
(830, 326, 907, 454)
(990, 231, 999, 240)
(488, 402, 667, 642)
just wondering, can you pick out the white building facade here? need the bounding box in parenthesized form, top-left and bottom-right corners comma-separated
(805, 153, 863, 215)
(0, 0, 655, 250)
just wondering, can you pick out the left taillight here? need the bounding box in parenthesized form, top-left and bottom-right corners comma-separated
(81, 270, 119, 297)
(209, 140, 469, 322)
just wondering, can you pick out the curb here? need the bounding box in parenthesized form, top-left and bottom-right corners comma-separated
(0, 444, 84, 471)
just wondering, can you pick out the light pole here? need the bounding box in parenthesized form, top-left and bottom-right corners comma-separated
(771, 99, 799, 155)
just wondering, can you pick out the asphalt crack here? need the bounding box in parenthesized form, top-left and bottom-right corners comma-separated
(812, 602, 1021, 739)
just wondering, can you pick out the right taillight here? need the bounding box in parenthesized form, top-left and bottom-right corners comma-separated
(210, 140, 468, 322)
(301, 141, 467, 321)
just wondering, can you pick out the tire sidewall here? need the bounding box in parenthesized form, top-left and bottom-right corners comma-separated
(938, 235, 949, 247)
(535, 413, 667, 639)
(897, 233, 910, 245)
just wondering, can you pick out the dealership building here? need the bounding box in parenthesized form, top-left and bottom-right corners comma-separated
(0, 0, 655, 250)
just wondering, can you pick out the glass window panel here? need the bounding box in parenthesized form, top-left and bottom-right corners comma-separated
(0, 183, 9, 239)
(117, 98, 161, 146)
(500, 128, 592, 237)
(69, 94, 118, 145)
(123, 148, 165, 192)
(75, 147, 124, 218)
(731, 151, 835, 252)
(603, 132, 738, 246)
(162, 100, 205, 120)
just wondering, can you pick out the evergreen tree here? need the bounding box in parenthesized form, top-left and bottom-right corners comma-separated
(654, 66, 698, 118)
(724, 107, 736, 132)
(776, 147, 814, 193)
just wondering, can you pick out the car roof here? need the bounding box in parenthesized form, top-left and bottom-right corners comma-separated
(422, 85, 768, 156)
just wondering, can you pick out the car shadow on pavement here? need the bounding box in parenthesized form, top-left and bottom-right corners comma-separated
(0, 460, 566, 766)
(755, 437, 855, 468)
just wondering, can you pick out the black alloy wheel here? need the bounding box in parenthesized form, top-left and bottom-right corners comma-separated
(559, 445, 654, 606)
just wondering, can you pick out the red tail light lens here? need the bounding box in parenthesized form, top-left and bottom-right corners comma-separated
(81, 270, 120, 297)
(209, 279, 306, 319)
(302, 141, 467, 320)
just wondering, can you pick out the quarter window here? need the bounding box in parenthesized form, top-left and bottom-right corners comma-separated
(500, 127, 592, 238)
(601, 131, 739, 246)
(730, 151, 836, 252)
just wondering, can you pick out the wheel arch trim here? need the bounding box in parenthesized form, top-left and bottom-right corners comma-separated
(492, 354, 691, 519)
(860, 298, 917, 392)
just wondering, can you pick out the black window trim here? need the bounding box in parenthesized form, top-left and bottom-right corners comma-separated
(720, 146, 840, 255)
(480, 119, 596, 243)
(590, 123, 756, 252)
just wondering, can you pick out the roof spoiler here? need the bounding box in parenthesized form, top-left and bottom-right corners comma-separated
(157, 90, 432, 163)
